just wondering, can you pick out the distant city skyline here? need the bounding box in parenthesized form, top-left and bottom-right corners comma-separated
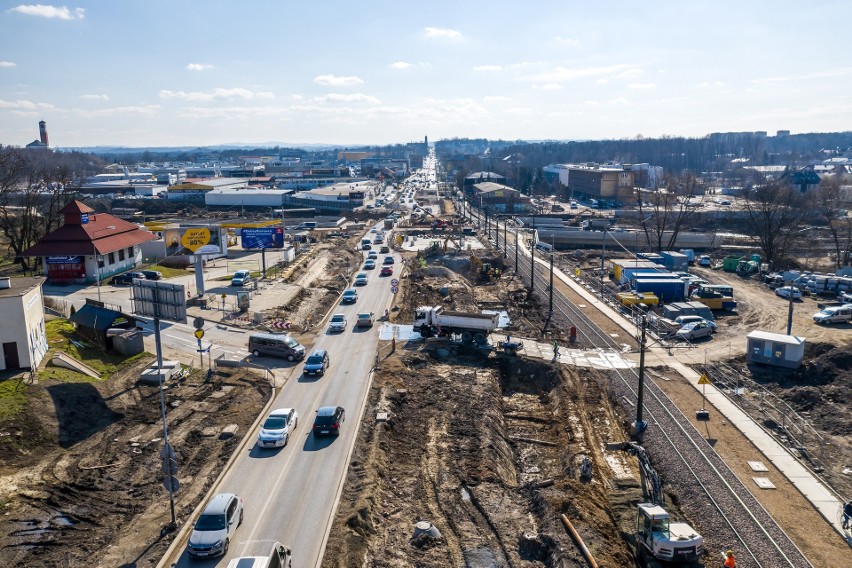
(1, 1, 851, 148)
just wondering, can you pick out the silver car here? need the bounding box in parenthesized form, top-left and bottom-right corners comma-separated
(675, 321, 714, 341)
(187, 492, 244, 557)
(256, 408, 298, 448)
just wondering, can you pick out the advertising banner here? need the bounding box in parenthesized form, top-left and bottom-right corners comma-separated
(241, 227, 284, 249)
(47, 256, 82, 264)
(164, 225, 223, 256)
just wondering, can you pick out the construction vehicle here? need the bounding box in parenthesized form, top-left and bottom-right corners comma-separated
(690, 288, 737, 311)
(620, 442, 704, 567)
(617, 291, 660, 307)
(414, 305, 499, 343)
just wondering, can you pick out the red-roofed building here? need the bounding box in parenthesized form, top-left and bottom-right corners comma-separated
(23, 200, 158, 284)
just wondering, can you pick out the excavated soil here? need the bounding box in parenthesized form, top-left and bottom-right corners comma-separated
(0, 364, 269, 567)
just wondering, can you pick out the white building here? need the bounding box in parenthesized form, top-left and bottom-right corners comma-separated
(0, 277, 48, 371)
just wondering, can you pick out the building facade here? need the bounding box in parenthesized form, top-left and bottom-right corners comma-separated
(0, 277, 48, 371)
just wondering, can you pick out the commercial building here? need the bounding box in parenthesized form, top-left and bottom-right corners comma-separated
(281, 181, 379, 213)
(0, 276, 48, 371)
(23, 201, 158, 284)
(471, 182, 533, 214)
(565, 164, 634, 201)
(167, 177, 249, 201)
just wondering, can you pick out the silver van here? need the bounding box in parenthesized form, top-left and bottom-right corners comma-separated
(813, 305, 852, 324)
(226, 542, 291, 568)
(248, 333, 305, 361)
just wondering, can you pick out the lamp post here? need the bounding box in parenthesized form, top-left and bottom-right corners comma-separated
(92, 225, 115, 302)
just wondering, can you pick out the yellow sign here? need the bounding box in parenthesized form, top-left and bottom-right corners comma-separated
(194, 329, 205, 339)
(697, 373, 711, 385)
(181, 228, 211, 252)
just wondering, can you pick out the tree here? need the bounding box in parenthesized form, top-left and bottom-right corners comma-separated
(813, 177, 852, 269)
(741, 181, 807, 267)
(636, 171, 704, 251)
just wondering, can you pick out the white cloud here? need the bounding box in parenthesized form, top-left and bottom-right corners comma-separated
(474, 65, 502, 72)
(608, 97, 630, 105)
(0, 61, 16, 68)
(186, 63, 213, 71)
(159, 88, 263, 101)
(0, 98, 54, 110)
(255, 91, 275, 99)
(80, 93, 109, 100)
(484, 96, 511, 102)
(313, 74, 364, 87)
(532, 83, 563, 90)
(553, 36, 579, 46)
(616, 68, 644, 79)
(750, 67, 852, 84)
(10, 4, 84, 19)
(425, 27, 461, 39)
(86, 105, 160, 117)
(628, 82, 655, 90)
(529, 64, 630, 83)
(316, 93, 381, 104)
(390, 61, 413, 70)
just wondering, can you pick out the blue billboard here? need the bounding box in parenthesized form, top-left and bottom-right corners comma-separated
(241, 227, 284, 249)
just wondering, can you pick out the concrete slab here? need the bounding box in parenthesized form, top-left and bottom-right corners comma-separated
(748, 460, 769, 472)
(753, 477, 776, 489)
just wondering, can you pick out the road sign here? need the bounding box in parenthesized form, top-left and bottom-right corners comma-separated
(163, 476, 180, 493)
(194, 329, 205, 339)
(272, 320, 290, 330)
(193, 317, 205, 329)
(391, 278, 399, 286)
(391, 285, 398, 294)
(697, 373, 711, 385)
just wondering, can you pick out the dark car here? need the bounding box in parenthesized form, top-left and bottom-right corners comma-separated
(303, 349, 329, 377)
(383, 256, 394, 265)
(313, 406, 345, 436)
(142, 269, 162, 280)
(111, 271, 146, 285)
(380, 266, 393, 276)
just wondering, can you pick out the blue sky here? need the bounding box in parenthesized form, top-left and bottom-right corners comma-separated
(1, 1, 851, 148)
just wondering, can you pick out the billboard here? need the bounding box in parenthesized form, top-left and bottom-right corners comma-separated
(163, 225, 223, 256)
(241, 227, 284, 249)
(130, 280, 187, 324)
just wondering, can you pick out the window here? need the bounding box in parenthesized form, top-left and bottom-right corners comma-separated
(127, 246, 134, 257)
(108, 252, 115, 264)
(118, 249, 125, 261)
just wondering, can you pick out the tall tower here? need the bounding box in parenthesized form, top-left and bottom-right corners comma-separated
(424, 135, 428, 148)
(39, 120, 49, 146)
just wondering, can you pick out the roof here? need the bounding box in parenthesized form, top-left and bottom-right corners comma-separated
(0, 276, 44, 299)
(746, 330, 805, 345)
(473, 182, 519, 194)
(69, 304, 134, 331)
(465, 171, 505, 180)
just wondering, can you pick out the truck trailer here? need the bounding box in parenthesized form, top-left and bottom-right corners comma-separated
(414, 305, 499, 343)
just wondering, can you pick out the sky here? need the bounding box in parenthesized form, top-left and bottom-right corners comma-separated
(1, 0, 851, 148)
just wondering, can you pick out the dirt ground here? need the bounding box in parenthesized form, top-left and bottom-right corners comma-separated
(0, 362, 270, 567)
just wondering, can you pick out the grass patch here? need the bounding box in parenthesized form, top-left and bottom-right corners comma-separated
(0, 377, 28, 421)
(143, 264, 191, 279)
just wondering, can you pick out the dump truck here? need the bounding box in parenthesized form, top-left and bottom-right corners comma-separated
(414, 305, 499, 343)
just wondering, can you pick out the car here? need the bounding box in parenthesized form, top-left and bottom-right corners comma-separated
(313, 406, 345, 436)
(354, 273, 368, 286)
(141, 269, 162, 280)
(364, 259, 376, 270)
(256, 408, 298, 448)
(231, 269, 252, 286)
(303, 349, 330, 377)
(374, 236, 383, 244)
(698, 255, 712, 267)
(383, 256, 394, 265)
(775, 286, 802, 300)
(341, 288, 358, 303)
(380, 266, 393, 276)
(187, 492, 244, 557)
(367, 250, 378, 259)
(675, 321, 714, 341)
(370, 227, 378, 233)
(813, 305, 852, 324)
(111, 271, 146, 285)
(674, 315, 717, 331)
(328, 313, 347, 332)
(355, 312, 374, 328)
(380, 245, 390, 254)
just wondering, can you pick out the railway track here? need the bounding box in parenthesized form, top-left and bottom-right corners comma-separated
(476, 218, 812, 567)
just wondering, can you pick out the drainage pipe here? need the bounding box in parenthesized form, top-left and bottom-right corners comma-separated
(560, 514, 599, 568)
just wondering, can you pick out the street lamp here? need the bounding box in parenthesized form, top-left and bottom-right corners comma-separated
(93, 225, 115, 302)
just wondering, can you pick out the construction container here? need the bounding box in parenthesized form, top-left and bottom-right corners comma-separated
(633, 278, 689, 302)
(629, 271, 682, 287)
(663, 302, 714, 321)
(722, 255, 743, 272)
(660, 251, 689, 272)
(746, 331, 804, 369)
(637, 252, 665, 265)
(611, 259, 662, 285)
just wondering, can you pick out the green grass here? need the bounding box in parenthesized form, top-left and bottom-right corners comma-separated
(0, 377, 28, 421)
(144, 264, 191, 279)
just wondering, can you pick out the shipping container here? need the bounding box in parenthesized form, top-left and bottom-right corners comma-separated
(611, 259, 663, 284)
(660, 251, 689, 272)
(633, 278, 689, 302)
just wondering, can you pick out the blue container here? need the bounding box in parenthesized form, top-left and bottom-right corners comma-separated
(634, 278, 689, 302)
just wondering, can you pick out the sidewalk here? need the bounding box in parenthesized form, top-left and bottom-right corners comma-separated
(523, 242, 848, 538)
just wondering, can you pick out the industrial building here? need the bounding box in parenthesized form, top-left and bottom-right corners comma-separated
(281, 181, 379, 213)
(471, 182, 533, 214)
(167, 177, 249, 201)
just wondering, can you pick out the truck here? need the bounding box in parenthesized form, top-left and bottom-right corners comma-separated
(413, 305, 499, 344)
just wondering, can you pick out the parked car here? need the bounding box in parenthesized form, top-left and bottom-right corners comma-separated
(303, 349, 330, 377)
(187, 493, 244, 557)
(813, 305, 852, 325)
(775, 286, 802, 300)
(355, 312, 374, 328)
(354, 272, 368, 286)
(675, 321, 714, 341)
(383, 256, 394, 265)
(111, 271, 146, 285)
(674, 315, 717, 331)
(363, 259, 376, 270)
(341, 289, 358, 304)
(380, 266, 393, 276)
(141, 269, 162, 280)
(256, 408, 298, 448)
(698, 255, 712, 267)
(313, 406, 345, 436)
(231, 270, 252, 286)
(328, 314, 347, 332)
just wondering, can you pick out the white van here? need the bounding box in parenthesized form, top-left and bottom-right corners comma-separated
(226, 542, 291, 568)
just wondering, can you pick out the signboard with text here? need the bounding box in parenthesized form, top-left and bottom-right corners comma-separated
(47, 256, 82, 264)
(163, 225, 223, 256)
(240, 227, 284, 249)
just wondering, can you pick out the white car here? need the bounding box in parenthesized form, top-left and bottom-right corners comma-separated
(775, 286, 802, 300)
(328, 313, 347, 332)
(256, 408, 298, 448)
(675, 321, 714, 341)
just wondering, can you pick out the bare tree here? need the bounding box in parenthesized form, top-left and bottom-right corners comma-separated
(742, 180, 807, 267)
(636, 171, 704, 251)
(813, 177, 852, 269)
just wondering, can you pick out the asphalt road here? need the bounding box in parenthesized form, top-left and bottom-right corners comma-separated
(165, 225, 397, 568)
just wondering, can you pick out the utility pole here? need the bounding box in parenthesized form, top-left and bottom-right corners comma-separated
(514, 229, 519, 273)
(549, 254, 554, 314)
(495, 217, 499, 250)
(599, 229, 607, 295)
(786, 281, 795, 335)
(503, 221, 508, 258)
(530, 244, 535, 292)
(633, 315, 648, 443)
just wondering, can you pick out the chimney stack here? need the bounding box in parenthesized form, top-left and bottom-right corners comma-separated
(39, 120, 49, 146)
